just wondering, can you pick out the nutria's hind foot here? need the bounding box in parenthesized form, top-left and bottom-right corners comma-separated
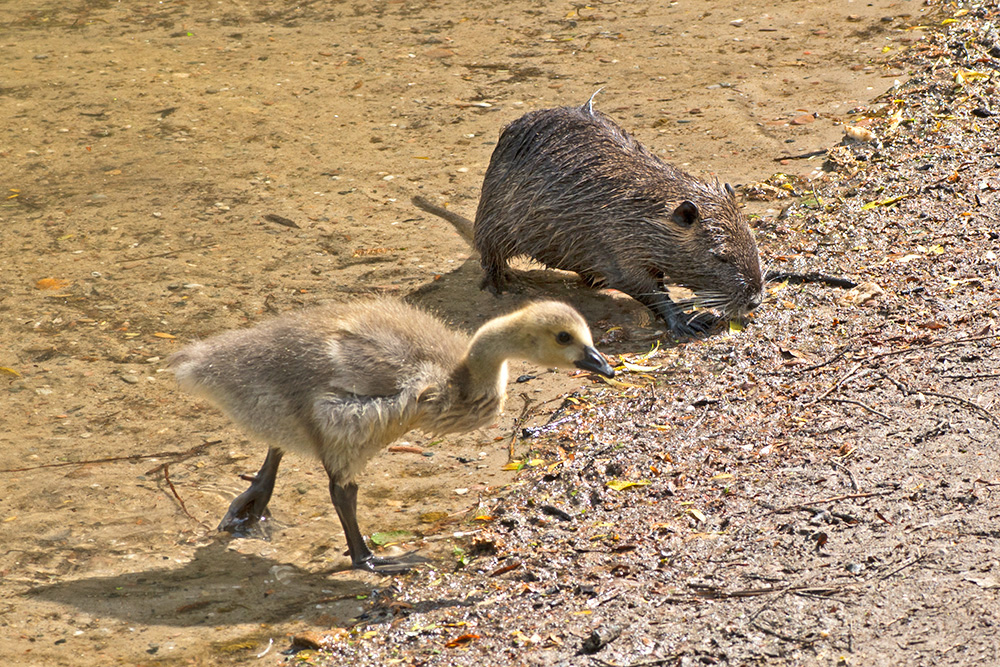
(479, 263, 515, 295)
(218, 447, 283, 538)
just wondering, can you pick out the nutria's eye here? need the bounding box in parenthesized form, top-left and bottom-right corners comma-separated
(556, 331, 573, 345)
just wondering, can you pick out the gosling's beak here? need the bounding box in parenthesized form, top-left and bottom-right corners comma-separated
(575, 346, 615, 378)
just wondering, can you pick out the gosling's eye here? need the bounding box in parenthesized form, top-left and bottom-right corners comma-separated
(556, 331, 573, 345)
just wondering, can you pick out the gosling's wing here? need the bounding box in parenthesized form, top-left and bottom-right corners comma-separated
(309, 299, 467, 399)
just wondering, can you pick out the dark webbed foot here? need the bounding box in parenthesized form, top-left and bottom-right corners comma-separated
(328, 474, 429, 574)
(352, 551, 429, 574)
(218, 448, 283, 537)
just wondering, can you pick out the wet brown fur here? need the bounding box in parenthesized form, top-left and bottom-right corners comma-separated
(422, 101, 764, 337)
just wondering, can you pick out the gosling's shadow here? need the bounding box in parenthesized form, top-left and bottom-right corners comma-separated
(26, 540, 372, 627)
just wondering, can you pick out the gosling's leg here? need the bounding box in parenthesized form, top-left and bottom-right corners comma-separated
(218, 447, 283, 536)
(326, 474, 415, 573)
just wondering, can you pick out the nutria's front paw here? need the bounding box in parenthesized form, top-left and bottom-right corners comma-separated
(667, 310, 720, 339)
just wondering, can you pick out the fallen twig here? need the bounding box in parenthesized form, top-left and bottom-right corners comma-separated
(796, 345, 854, 373)
(941, 372, 1000, 381)
(919, 389, 1000, 426)
(869, 334, 1000, 360)
(810, 363, 864, 404)
(821, 397, 890, 420)
(155, 461, 209, 528)
(509, 393, 536, 460)
(119, 241, 218, 264)
(0, 441, 217, 473)
(765, 270, 857, 289)
(765, 490, 894, 515)
(879, 553, 930, 581)
(885, 373, 1000, 426)
(830, 458, 860, 492)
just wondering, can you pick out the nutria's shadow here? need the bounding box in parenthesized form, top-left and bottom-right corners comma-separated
(26, 540, 468, 628)
(405, 255, 663, 346)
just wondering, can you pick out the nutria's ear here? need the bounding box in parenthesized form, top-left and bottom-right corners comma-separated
(671, 201, 700, 226)
(724, 183, 736, 198)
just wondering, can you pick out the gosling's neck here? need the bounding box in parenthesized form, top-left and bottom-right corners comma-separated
(457, 314, 523, 398)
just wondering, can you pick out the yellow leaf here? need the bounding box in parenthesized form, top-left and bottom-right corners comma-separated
(633, 341, 660, 361)
(729, 319, 744, 333)
(861, 194, 909, 209)
(599, 376, 644, 389)
(361, 630, 378, 640)
(606, 479, 651, 492)
(152, 332, 176, 339)
(710, 473, 734, 481)
(0, 367, 21, 378)
(3, 516, 16, 522)
(649, 424, 670, 432)
(502, 461, 524, 471)
(619, 360, 662, 372)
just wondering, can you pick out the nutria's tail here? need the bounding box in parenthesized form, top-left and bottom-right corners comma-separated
(411, 196, 475, 247)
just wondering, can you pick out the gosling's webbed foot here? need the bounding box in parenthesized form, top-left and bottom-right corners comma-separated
(217, 495, 273, 538)
(218, 447, 283, 538)
(353, 551, 429, 574)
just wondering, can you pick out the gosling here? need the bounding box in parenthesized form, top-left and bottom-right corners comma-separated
(167, 298, 614, 572)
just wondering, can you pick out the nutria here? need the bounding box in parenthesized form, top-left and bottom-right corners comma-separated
(167, 298, 613, 573)
(414, 98, 764, 338)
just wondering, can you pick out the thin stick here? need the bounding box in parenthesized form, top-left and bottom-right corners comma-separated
(821, 397, 890, 420)
(830, 459, 860, 492)
(765, 490, 893, 515)
(878, 554, 929, 581)
(796, 345, 853, 373)
(941, 373, 1000, 381)
(764, 271, 856, 289)
(0, 441, 217, 474)
(869, 334, 1000, 360)
(810, 363, 863, 404)
(159, 462, 207, 527)
(119, 241, 219, 264)
(920, 389, 1000, 426)
(508, 393, 535, 460)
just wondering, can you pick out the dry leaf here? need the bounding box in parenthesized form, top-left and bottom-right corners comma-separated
(445, 633, 480, 648)
(36, 278, 71, 290)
